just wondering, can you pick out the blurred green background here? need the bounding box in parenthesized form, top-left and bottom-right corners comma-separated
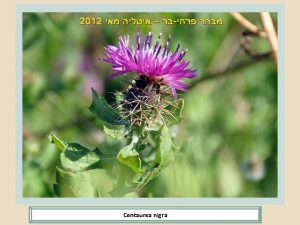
(23, 12, 277, 197)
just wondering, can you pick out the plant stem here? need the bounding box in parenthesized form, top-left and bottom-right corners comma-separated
(190, 57, 272, 90)
(230, 12, 266, 37)
(260, 12, 278, 64)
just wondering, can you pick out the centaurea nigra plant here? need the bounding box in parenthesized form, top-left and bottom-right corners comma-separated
(50, 31, 197, 197)
(101, 31, 196, 129)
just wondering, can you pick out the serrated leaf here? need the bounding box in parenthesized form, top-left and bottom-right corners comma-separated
(60, 143, 102, 172)
(50, 134, 102, 172)
(166, 98, 184, 127)
(103, 125, 128, 139)
(89, 88, 127, 128)
(53, 167, 99, 197)
(117, 136, 143, 173)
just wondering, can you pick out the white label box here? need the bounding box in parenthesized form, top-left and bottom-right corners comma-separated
(29, 206, 261, 223)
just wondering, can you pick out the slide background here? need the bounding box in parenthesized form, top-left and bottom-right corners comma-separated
(0, 0, 298, 224)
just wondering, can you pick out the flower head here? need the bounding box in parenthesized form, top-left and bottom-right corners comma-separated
(100, 31, 197, 98)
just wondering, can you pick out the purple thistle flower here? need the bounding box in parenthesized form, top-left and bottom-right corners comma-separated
(100, 31, 197, 98)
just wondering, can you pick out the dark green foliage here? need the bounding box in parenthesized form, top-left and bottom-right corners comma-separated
(89, 88, 128, 128)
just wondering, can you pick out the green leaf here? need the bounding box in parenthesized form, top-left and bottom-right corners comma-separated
(165, 98, 184, 127)
(135, 165, 163, 190)
(117, 136, 143, 173)
(103, 125, 128, 139)
(135, 126, 176, 190)
(156, 126, 176, 165)
(53, 167, 100, 197)
(89, 169, 114, 197)
(89, 89, 127, 128)
(49, 134, 66, 152)
(60, 144, 102, 172)
(50, 134, 102, 172)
